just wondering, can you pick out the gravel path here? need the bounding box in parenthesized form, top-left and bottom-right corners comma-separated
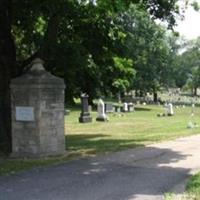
(1, 134, 200, 200)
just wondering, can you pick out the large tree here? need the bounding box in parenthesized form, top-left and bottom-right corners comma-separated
(115, 5, 176, 101)
(173, 37, 200, 94)
(0, 0, 179, 153)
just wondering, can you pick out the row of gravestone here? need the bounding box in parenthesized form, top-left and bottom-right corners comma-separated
(78, 94, 135, 123)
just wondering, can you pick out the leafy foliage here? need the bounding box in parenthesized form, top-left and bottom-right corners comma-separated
(114, 5, 176, 97)
(0, 0, 183, 151)
(173, 37, 200, 94)
(11, 0, 180, 102)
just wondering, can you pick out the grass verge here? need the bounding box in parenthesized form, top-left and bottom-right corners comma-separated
(165, 172, 200, 200)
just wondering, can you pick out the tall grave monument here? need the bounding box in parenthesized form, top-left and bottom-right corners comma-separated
(10, 58, 66, 158)
(79, 93, 92, 123)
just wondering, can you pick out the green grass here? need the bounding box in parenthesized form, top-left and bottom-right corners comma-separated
(186, 172, 200, 199)
(1, 105, 200, 176)
(164, 193, 196, 200)
(66, 105, 200, 155)
(165, 172, 200, 200)
(0, 152, 82, 176)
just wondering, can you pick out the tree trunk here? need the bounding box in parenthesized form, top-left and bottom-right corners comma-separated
(0, 0, 16, 153)
(65, 92, 76, 106)
(135, 90, 139, 97)
(194, 87, 197, 96)
(41, 14, 59, 64)
(88, 96, 94, 106)
(139, 90, 144, 97)
(153, 91, 158, 103)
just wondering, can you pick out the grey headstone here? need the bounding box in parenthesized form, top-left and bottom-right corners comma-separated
(79, 94, 92, 123)
(128, 103, 134, 112)
(105, 103, 114, 113)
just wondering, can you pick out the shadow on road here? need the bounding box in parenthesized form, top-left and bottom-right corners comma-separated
(0, 144, 193, 200)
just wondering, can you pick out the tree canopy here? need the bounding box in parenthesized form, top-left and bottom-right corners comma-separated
(0, 0, 183, 152)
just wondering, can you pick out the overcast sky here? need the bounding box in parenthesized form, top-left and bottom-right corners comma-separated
(175, 1, 200, 39)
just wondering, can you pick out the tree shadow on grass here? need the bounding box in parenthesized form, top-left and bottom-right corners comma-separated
(65, 134, 148, 154)
(134, 107, 152, 111)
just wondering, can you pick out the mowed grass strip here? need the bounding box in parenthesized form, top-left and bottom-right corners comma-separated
(1, 105, 200, 176)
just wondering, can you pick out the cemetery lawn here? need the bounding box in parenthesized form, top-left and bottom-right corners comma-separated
(1, 105, 200, 176)
(66, 105, 200, 155)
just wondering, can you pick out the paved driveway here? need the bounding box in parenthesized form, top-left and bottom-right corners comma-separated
(1, 135, 200, 200)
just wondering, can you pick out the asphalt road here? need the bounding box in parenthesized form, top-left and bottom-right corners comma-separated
(1, 135, 200, 200)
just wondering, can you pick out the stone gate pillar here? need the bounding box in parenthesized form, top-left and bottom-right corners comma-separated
(10, 58, 66, 158)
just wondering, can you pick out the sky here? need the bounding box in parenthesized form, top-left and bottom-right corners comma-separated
(175, 1, 200, 40)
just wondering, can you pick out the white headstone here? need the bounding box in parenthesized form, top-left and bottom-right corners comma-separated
(123, 102, 128, 112)
(96, 99, 108, 121)
(167, 103, 174, 116)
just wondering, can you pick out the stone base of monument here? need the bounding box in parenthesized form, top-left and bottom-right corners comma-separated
(96, 116, 108, 122)
(10, 150, 67, 159)
(79, 113, 92, 123)
(157, 113, 174, 117)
